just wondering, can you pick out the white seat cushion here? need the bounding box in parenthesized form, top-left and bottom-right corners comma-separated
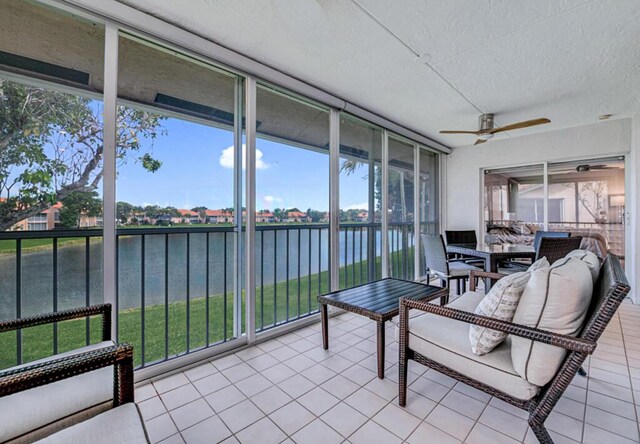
(402, 292, 540, 400)
(448, 261, 482, 277)
(511, 257, 593, 386)
(0, 341, 115, 443)
(35, 403, 148, 444)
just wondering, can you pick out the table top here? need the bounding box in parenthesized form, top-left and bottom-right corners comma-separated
(318, 278, 447, 321)
(446, 243, 535, 257)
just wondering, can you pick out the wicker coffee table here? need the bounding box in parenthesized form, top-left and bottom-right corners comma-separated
(318, 278, 448, 379)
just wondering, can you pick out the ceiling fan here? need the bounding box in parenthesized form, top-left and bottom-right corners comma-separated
(440, 114, 551, 145)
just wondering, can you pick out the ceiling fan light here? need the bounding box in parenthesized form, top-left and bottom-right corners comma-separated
(478, 133, 494, 141)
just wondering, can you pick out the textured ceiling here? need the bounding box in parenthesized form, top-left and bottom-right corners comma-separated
(118, 0, 640, 148)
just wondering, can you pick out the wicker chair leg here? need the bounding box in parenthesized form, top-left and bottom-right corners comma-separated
(529, 420, 554, 444)
(578, 366, 587, 377)
(114, 352, 134, 406)
(398, 303, 409, 407)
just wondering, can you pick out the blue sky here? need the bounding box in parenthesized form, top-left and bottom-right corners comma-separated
(117, 116, 370, 212)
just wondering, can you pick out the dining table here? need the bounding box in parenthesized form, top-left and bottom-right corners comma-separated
(445, 243, 536, 289)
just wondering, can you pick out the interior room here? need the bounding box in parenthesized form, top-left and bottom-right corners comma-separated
(1, 1, 639, 443)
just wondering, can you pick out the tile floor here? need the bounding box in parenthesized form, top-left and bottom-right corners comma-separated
(136, 298, 640, 444)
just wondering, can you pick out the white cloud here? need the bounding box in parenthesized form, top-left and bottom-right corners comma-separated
(219, 144, 269, 170)
(264, 195, 283, 203)
(344, 202, 369, 210)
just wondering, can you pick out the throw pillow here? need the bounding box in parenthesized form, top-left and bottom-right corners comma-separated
(560, 249, 601, 284)
(511, 257, 593, 386)
(468, 258, 548, 356)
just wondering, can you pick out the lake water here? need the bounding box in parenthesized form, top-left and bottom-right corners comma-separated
(0, 228, 398, 320)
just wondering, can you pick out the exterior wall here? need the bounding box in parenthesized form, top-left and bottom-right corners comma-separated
(445, 118, 635, 300)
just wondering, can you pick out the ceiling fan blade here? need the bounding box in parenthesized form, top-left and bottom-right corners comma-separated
(488, 118, 551, 134)
(440, 130, 480, 135)
(474, 138, 487, 146)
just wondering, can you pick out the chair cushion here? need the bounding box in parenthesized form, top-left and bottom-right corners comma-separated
(470, 258, 550, 355)
(0, 341, 115, 443)
(561, 250, 600, 284)
(448, 261, 482, 277)
(35, 403, 148, 444)
(511, 257, 593, 386)
(402, 291, 540, 400)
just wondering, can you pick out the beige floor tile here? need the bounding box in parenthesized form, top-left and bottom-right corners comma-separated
(290, 418, 344, 444)
(363, 376, 399, 401)
(320, 402, 368, 437)
(183, 362, 217, 382)
(157, 433, 185, 444)
(234, 417, 286, 444)
(153, 373, 190, 394)
(440, 389, 488, 420)
(409, 376, 451, 402)
(349, 420, 402, 444)
(297, 386, 340, 416)
(169, 398, 215, 431)
(300, 362, 337, 384)
(406, 422, 461, 444)
(320, 374, 360, 399)
(585, 405, 639, 441)
(145, 413, 179, 443)
(269, 401, 316, 435)
(211, 354, 243, 371)
(135, 383, 157, 402)
(582, 423, 639, 444)
(372, 403, 421, 439)
(269, 345, 298, 362)
(393, 391, 437, 419)
(466, 422, 520, 444)
(250, 385, 292, 414)
(160, 383, 201, 411)
(283, 354, 317, 372)
(221, 362, 257, 384)
(235, 373, 272, 397)
(204, 384, 246, 413)
(341, 364, 377, 386)
(181, 415, 231, 444)
(261, 362, 297, 384)
(426, 404, 475, 441)
(545, 410, 584, 442)
(478, 405, 529, 441)
(218, 399, 264, 433)
(277, 373, 316, 398)
(245, 353, 279, 372)
(344, 387, 389, 417)
(587, 391, 636, 420)
(139, 396, 167, 421)
(192, 372, 231, 396)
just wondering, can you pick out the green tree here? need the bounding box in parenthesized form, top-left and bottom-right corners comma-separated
(58, 191, 102, 228)
(0, 79, 165, 231)
(116, 201, 134, 224)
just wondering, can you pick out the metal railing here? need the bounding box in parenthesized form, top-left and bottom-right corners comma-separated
(0, 222, 421, 369)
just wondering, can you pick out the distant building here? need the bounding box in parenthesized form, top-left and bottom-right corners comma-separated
(205, 209, 233, 223)
(285, 211, 309, 223)
(256, 211, 275, 223)
(178, 209, 200, 224)
(356, 211, 369, 222)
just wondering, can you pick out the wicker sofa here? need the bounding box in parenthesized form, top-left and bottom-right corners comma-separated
(0, 304, 148, 443)
(398, 253, 629, 444)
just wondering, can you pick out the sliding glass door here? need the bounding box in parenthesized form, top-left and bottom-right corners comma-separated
(484, 157, 625, 264)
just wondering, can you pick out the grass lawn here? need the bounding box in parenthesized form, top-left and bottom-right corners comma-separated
(0, 237, 97, 254)
(0, 249, 414, 369)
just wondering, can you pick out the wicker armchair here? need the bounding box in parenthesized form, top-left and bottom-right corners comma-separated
(398, 254, 629, 444)
(0, 304, 148, 443)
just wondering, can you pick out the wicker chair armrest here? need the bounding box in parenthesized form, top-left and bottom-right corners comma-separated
(0, 343, 134, 405)
(469, 271, 506, 291)
(0, 304, 111, 341)
(399, 298, 596, 354)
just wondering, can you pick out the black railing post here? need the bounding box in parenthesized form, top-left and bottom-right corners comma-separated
(52, 238, 58, 355)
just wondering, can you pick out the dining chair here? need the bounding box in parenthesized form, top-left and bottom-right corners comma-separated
(533, 230, 571, 251)
(422, 234, 482, 302)
(444, 230, 485, 266)
(499, 236, 583, 274)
